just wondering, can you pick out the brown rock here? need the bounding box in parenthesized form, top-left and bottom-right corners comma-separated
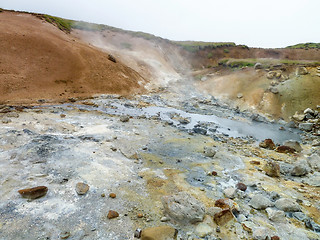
(141, 226, 177, 240)
(214, 198, 238, 211)
(236, 182, 247, 191)
(18, 186, 48, 199)
(275, 145, 295, 154)
(60, 114, 66, 118)
(137, 213, 144, 218)
(211, 171, 218, 176)
(108, 54, 116, 63)
(75, 182, 89, 195)
(271, 236, 280, 240)
(109, 193, 116, 198)
(214, 209, 234, 225)
(107, 210, 119, 219)
(250, 160, 261, 165)
(264, 161, 280, 177)
(259, 139, 276, 150)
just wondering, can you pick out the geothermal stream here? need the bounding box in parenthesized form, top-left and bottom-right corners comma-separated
(0, 90, 319, 240)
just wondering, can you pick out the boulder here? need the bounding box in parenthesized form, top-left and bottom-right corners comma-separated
(264, 161, 280, 177)
(291, 159, 310, 176)
(161, 192, 205, 224)
(307, 154, 320, 171)
(283, 140, 302, 152)
(259, 139, 276, 150)
(275, 198, 301, 212)
(299, 123, 313, 132)
(296, 66, 308, 76)
(266, 208, 286, 222)
(141, 226, 177, 240)
(249, 194, 272, 210)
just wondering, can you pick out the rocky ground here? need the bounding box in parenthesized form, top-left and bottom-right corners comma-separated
(0, 84, 319, 240)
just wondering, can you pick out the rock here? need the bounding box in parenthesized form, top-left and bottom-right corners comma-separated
(2, 118, 12, 124)
(237, 93, 243, 99)
(178, 117, 190, 124)
(60, 231, 70, 239)
(107, 210, 119, 219)
(249, 194, 272, 210)
(291, 160, 310, 176)
(214, 209, 234, 226)
(134, 229, 142, 238)
(141, 226, 177, 240)
(223, 187, 236, 199)
(275, 198, 301, 212)
(120, 115, 130, 122)
(267, 71, 278, 79)
(275, 145, 295, 154)
(108, 54, 116, 63)
(259, 139, 276, 150)
(283, 140, 302, 152)
(299, 123, 313, 132)
(304, 107, 315, 115)
(195, 223, 213, 237)
(271, 236, 280, 240)
(109, 193, 116, 198)
(312, 140, 320, 147)
(203, 146, 216, 157)
(264, 161, 280, 177)
(214, 198, 239, 211)
(254, 63, 263, 70)
(292, 112, 305, 121)
(296, 66, 308, 76)
(193, 127, 207, 135)
(6, 112, 19, 118)
(207, 207, 222, 217)
(252, 227, 271, 240)
(236, 182, 247, 191)
(237, 214, 247, 222)
(303, 173, 320, 187)
(137, 213, 144, 218)
(160, 216, 170, 222)
(75, 182, 89, 195)
(18, 186, 48, 199)
(270, 87, 279, 94)
(266, 208, 286, 222)
(307, 154, 320, 171)
(161, 192, 205, 224)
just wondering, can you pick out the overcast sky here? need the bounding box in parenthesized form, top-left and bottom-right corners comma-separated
(1, 0, 319, 48)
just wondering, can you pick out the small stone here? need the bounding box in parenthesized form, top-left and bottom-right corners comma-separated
(259, 139, 276, 150)
(253, 227, 271, 240)
(283, 140, 302, 152)
(296, 66, 308, 76)
(249, 194, 272, 210)
(203, 146, 216, 157)
(216, 226, 221, 233)
(275, 198, 301, 212)
(60, 114, 66, 118)
(236, 182, 247, 191)
(75, 182, 89, 195)
(211, 171, 218, 176)
(292, 112, 305, 121)
(275, 146, 295, 153)
(299, 123, 313, 132)
(120, 115, 129, 122)
(101, 193, 105, 197)
(18, 186, 48, 199)
(250, 160, 261, 165)
(108, 54, 116, 63)
(2, 118, 11, 124)
(237, 93, 243, 99)
(254, 63, 263, 70)
(271, 236, 280, 240)
(107, 210, 119, 219)
(307, 154, 320, 171)
(109, 193, 116, 198)
(223, 187, 236, 199)
(270, 87, 279, 94)
(264, 161, 280, 177)
(134, 229, 142, 238)
(214, 209, 234, 225)
(60, 231, 70, 239)
(207, 207, 222, 217)
(141, 226, 177, 240)
(266, 208, 286, 222)
(137, 213, 143, 218)
(195, 223, 213, 237)
(160, 216, 170, 222)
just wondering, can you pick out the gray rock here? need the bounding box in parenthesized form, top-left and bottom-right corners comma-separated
(120, 115, 130, 122)
(279, 162, 294, 175)
(207, 207, 222, 217)
(293, 212, 308, 221)
(203, 146, 216, 157)
(249, 194, 272, 210)
(291, 159, 310, 176)
(161, 192, 205, 224)
(195, 223, 213, 238)
(283, 140, 302, 152)
(223, 187, 236, 199)
(6, 112, 19, 118)
(270, 87, 279, 94)
(252, 227, 271, 240)
(299, 123, 313, 132)
(303, 173, 320, 187)
(254, 63, 263, 70)
(1, 118, 11, 124)
(307, 154, 320, 171)
(266, 208, 286, 222)
(304, 108, 314, 115)
(237, 93, 243, 99)
(275, 198, 301, 212)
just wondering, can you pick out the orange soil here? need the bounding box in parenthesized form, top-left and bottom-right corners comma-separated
(0, 12, 146, 104)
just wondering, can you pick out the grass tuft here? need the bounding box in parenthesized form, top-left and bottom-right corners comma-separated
(286, 43, 320, 50)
